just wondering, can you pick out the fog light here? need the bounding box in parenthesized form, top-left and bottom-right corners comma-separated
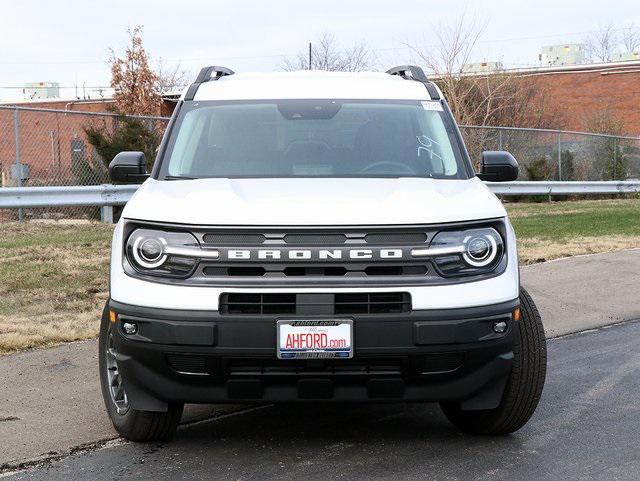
(122, 322, 138, 335)
(492, 321, 507, 333)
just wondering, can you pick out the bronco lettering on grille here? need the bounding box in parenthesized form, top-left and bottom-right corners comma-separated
(222, 248, 406, 262)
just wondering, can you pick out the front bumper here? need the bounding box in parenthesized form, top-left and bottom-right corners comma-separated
(108, 298, 519, 411)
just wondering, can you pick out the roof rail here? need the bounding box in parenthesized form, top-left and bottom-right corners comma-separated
(184, 66, 234, 101)
(386, 65, 440, 100)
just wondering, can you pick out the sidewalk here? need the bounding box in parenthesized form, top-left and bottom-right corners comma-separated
(522, 249, 640, 337)
(1, 249, 639, 467)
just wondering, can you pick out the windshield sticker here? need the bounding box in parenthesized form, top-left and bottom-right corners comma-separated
(421, 101, 443, 111)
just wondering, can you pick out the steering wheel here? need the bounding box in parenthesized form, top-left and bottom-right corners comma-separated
(358, 161, 417, 175)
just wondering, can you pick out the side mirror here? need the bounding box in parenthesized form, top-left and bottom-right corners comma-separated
(108, 152, 149, 184)
(477, 151, 519, 182)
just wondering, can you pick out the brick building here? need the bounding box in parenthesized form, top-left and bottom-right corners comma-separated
(516, 60, 640, 135)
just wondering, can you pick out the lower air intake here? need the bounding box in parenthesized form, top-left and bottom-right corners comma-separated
(219, 292, 411, 315)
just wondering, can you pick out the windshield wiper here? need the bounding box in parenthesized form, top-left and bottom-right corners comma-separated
(164, 175, 197, 180)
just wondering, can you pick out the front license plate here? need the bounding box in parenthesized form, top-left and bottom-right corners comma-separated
(277, 319, 353, 359)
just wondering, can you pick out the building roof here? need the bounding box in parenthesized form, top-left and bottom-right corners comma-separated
(0, 97, 115, 106)
(456, 60, 640, 78)
(192, 70, 433, 101)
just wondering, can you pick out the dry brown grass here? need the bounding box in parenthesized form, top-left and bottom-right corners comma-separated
(0, 222, 112, 355)
(517, 236, 640, 264)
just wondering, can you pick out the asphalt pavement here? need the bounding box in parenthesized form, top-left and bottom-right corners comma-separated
(5, 319, 640, 481)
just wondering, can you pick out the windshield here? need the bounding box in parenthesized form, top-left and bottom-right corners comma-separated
(159, 99, 471, 179)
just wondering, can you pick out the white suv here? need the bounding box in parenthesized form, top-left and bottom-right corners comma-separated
(101, 66, 546, 441)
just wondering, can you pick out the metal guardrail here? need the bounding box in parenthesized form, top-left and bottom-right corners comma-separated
(0, 184, 138, 223)
(1, 181, 639, 223)
(486, 180, 640, 195)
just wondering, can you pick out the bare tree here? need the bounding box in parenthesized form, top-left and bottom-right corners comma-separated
(584, 23, 617, 62)
(406, 16, 564, 167)
(621, 23, 640, 53)
(282, 32, 376, 72)
(406, 16, 562, 128)
(406, 15, 483, 126)
(156, 59, 190, 95)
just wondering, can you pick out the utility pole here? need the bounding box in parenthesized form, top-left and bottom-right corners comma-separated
(308, 42, 312, 70)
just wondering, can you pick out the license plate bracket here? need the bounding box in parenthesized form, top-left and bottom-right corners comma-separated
(277, 319, 353, 359)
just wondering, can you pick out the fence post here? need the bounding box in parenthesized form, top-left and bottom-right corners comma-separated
(557, 132, 562, 181)
(613, 137, 618, 180)
(498, 129, 503, 151)
(100, 205, 114, 224)
(13, 108, 24, 222)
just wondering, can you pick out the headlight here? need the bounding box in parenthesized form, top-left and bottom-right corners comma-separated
(429, 227, 504, 277)
(126, 228, 200, 278)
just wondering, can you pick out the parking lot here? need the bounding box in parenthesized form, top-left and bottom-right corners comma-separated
(5, 319, 640, 481)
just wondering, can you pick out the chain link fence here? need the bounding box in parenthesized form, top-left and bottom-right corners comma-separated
(460, 125, 640, 182)
(1, 105, 639, 222)
(0, 106, 168, 221)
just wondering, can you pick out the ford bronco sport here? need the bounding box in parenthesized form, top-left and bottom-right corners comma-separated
(101, 65, 546, 441)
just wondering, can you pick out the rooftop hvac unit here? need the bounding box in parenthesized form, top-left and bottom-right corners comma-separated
(23, 82, 60, 100)
(613, 52, 640, 62)
(539, 44, 586, 67)
(461, 62, 504, 73)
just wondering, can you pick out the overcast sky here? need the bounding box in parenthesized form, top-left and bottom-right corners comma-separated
(1, 0, 639, 101)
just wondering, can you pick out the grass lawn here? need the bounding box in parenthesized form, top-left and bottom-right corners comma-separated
(0, 198, 639, 355)
(506, 198, 640, 263)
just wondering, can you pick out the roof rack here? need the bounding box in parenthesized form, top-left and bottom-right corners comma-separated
(386, 65, 440, 100)
(184, 66, 234, 101)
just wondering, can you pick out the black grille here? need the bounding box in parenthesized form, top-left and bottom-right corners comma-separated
(365, 233, 427, 244)
(219, 292, 411, 315)
(203, 266, 267, 277)
(364, 265, 428, 276)
(202, 233, 266, 245)
(284, 234, 347, 245)
(220, 293, 297, 315)
(203, 264, 428, 278)
(283, 266, 348, 276)
(201, 230, 429, 246)
(192, 226, 440, 286)
(335, 293, 411, 314)
(165, 354, 463, 378)
(166, 354, 208, 374)
(228, 358, 403, 377)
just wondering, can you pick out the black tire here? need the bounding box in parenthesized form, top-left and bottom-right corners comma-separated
(440, 287, 547, 435)
(99, 303, 184, 442)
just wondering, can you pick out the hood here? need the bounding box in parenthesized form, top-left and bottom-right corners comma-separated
(122, 177, 506, 226)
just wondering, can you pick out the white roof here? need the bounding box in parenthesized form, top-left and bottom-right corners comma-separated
(190, 70, 433, 101)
